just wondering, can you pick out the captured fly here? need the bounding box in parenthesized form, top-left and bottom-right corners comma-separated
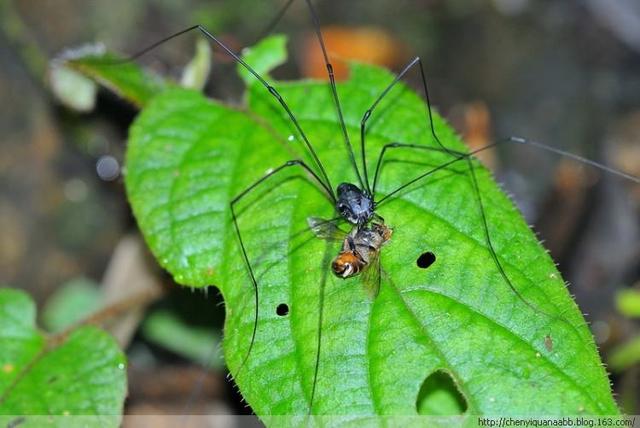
(308, 217, 392, 298)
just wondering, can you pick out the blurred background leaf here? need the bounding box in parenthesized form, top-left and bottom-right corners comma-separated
(180, 37, 212, 90)
(609, 336, 640, 372)
(49, 64, 98, 112)
(0, 288, 126, 424)
(142, 309, 223, 369)
(41, 277, 102, 333)
(616, 288, 640, 318)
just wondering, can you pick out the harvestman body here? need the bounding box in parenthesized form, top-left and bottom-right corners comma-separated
(335, 182, 375, 225)
(116, 0, 640, 413)
(320, 182, 391, 294)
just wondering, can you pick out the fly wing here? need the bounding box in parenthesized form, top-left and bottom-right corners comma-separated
(361, 249, 381, 300)
(307, 217, 347, 241)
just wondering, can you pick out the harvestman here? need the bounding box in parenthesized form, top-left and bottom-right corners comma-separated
(120, 0, 640, 411)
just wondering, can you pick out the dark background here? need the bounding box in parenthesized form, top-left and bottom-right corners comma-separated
(1, 0, 639, 417)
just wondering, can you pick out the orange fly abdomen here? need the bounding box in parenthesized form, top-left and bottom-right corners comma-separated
(331, 251, 362, 278)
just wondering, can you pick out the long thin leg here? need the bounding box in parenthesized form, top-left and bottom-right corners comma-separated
(229, 159, 333, 380)
(253, 0, 367, 191)
(371, 142, 574, 331)
(360, 56, 453, 195)
(308, 238, 333, 415)
(371, 141, 639, 331)
(254, 0, 296, 43)
(360, 55, 640, 199)
(373, 142, 487, 204)
(303, 0, 366, 191)
(374, 137, 640, 205)
(371, 142, 480, 198)
(122, 25, 336, 201)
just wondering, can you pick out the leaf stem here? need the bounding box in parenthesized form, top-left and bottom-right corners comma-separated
(49, 287, 165, 348)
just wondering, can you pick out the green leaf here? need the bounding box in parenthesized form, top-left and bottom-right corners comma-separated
(124, 36, 617, 418)
(51, 44, 168, 108)
(142, 309, 223, 369)
(237, 34, 287, 86)
(609, 336, 640, 372)
(49, 64, 98, 112)
(0, 288, 126, 424)
(125, 88, 291, 286)
(41, 278, 102, 333)
(180, 38, 212, 91)
(616, 289, 640, 318)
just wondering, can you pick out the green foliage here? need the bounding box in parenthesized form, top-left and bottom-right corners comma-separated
(53, 46, 168, 108)
(0, 288, 126, 425)
(180, 38, 212, 90)
(41, 278, 102, 333)
(51, 36, 618, 419)
(609, 336, 640, 372)
(142, 310, 223, 369)
(616, 289, 640, 318)
(49, 65, 97, 112)
(609, 289, 640, 372)
(237, 34, 287, 86)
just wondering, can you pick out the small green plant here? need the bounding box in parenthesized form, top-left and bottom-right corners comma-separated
(610, 288, 640, 371)
(47, 35, 618, 421)
(0, 288, 126, 426)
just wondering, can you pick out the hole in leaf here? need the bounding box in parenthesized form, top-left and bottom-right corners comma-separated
(416, 251, 436, 269)
(416, 370, 467, 415)
(276, 303, 289, 316)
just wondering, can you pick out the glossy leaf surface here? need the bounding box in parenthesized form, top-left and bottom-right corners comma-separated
(60, 36, 618, 420)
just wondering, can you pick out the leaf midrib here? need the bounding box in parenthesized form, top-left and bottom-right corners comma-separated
(246, 77, 606, 414)
(386, 274, 481, 414)
(402, 286, 603, 413)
